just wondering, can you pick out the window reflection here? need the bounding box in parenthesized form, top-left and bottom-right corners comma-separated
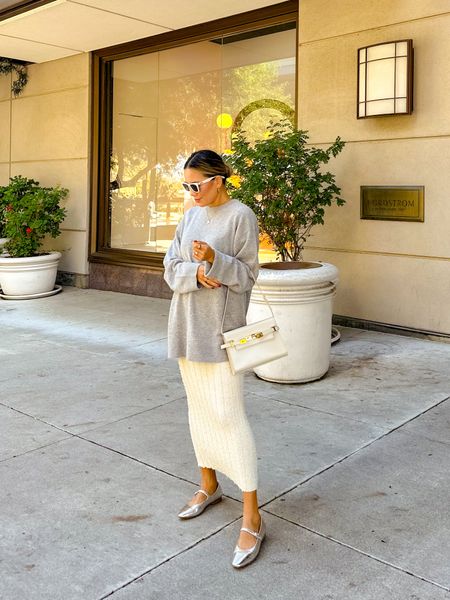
(109, 24, 296, 256)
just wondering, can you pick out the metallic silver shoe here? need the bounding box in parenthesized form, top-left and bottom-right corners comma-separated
(177, 484, 223, 519)
(232, 518, 266, 569)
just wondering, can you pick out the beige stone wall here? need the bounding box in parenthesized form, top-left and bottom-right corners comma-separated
(0, 53, 90, 275)
(0, 73, 11, 175)
(299, 0, 450, 335)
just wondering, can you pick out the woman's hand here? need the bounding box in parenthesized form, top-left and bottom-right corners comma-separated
(192, 240, 215, 263)
(197, 265, 221, 289)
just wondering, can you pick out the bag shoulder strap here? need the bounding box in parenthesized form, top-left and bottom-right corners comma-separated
(220, 271, 275, 335)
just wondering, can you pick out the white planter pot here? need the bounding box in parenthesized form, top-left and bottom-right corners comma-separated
(0, 251, 61, 297)
(247, 261, 339, 383)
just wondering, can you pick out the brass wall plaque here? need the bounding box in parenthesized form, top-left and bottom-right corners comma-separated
(361, 186, 424, 221)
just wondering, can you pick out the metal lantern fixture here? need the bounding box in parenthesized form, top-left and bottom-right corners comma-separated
(357, 39, 414, 118)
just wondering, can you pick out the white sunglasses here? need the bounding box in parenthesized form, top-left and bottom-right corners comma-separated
(182, 175, 224, 193)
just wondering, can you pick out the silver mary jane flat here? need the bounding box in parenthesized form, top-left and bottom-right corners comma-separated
(232, 518, 266, 569)
(177, 484, 223, 520)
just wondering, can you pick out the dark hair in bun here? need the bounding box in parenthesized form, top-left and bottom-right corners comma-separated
(184, 149, 232, 179)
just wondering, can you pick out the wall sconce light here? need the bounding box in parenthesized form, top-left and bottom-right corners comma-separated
(357, 39, 414, 118)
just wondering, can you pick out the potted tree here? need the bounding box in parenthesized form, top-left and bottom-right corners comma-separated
(0, 175, 68, 299)
(225, 121, 345, 383)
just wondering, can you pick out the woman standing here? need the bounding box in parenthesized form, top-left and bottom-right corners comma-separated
(163, 149, 265, 568)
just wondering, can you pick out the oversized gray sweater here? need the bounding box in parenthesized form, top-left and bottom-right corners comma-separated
(163, 199, 259, 362)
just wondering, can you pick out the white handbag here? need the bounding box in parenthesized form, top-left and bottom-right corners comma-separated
(220, 281, 288, 375)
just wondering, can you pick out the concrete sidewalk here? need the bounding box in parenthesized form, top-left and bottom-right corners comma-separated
(1, 286, 449, 600)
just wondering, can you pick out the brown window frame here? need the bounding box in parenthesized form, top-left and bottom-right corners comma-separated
(0, 0, 55, 22)
(90, 0, 298, 270)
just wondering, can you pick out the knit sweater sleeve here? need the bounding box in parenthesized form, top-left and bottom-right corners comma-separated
(163, 220, 200, 294)
(205, 209, 259, 293)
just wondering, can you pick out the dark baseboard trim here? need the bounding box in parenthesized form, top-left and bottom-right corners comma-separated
(89, 262, 172, 299)
(333, 314, 450, 343)
(56, 271, 89, 289)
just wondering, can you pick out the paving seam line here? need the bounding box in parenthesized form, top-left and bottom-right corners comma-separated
(399, 429, 450, 447)
(76, 436, 205, 487)
(255, 390, 450, 428)
(0, 393, 185, 455)
(26, 334, 169, 356)
(96, 518, 243, 600)
(0, 402, 199, 486)
(0, 437, 71, 464)
(2, 393, 448, 482)
(128, 335, 169, 349)
(261, 511, 450, 593)
(96, 505, 450, 599)
(1, 327, 168, 356)
(72, 394, 186, 436)
(259, 394, 450, 509)
(2, 395, 448, 497)
(251, 391, 389, 426)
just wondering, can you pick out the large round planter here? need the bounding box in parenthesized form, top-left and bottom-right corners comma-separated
(0, 251, 61, 297)
(247, 261, 339, 384)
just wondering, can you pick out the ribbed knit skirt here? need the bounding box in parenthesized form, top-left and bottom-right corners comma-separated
(178, 358, 258, 492)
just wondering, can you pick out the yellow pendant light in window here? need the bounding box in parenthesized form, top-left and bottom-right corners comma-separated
(216, 113, 233, 129)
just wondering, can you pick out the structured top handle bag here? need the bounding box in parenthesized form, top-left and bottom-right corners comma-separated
(220, 275, 288, 375)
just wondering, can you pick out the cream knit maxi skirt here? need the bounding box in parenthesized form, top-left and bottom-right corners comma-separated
(178, 358, 258, 492)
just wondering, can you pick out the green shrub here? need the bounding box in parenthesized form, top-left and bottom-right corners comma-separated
(0, 176, 68, 258)
(225, 121, 345, 261)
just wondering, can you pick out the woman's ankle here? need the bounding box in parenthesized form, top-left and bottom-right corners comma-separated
(200, 468, 218, 494)
(201, 481, 218, 494)
(243, 511, 261, 530)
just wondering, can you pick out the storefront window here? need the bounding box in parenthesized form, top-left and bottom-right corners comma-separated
(108, 23, 296, 256)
